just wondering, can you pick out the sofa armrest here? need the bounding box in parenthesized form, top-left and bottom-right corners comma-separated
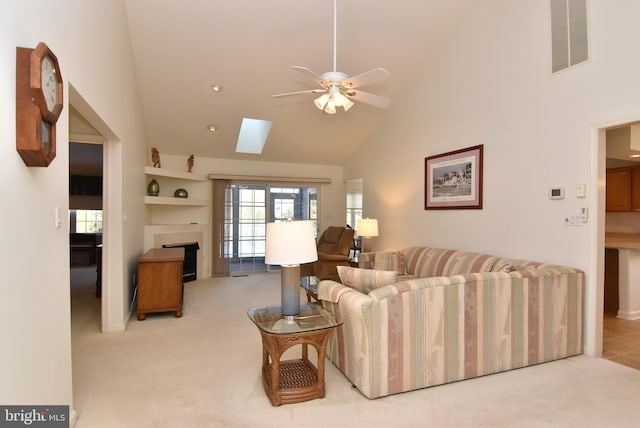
(317, 280, 356, 303)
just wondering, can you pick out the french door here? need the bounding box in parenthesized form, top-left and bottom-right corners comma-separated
(223, 184, 317, 274)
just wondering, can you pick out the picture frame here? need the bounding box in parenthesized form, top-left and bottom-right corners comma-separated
(425, 144, 483, 210)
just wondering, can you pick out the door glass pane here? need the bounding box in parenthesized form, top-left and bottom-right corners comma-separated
(222, 183, 319, 275)
(225, 184, 267, 274)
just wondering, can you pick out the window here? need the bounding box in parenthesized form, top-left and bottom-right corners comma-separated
(236, 185, 266, 258)
(270, 187, 318, 234)
(346, 179, 363, 229)
(70, 209, 103, 233)
(221, 183, 319, 274)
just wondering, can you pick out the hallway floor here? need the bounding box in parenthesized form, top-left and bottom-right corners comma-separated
(603, 312, 640, 370)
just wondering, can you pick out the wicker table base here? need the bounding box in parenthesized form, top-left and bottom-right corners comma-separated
(259, 327, 333, 406)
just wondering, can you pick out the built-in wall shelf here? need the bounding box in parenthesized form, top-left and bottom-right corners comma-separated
(144, 166, 208, 182)
(144, 196, 207, 206)
(144, 166, 210, 222)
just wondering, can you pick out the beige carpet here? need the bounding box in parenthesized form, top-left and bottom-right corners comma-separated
(71, 268, 640, 428)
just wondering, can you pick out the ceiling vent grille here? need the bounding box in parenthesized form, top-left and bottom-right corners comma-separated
(550, 0, 589, 73)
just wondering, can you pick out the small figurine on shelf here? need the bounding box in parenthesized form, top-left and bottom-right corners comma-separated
(187, 154, 194, 173)
(147, 179, 159, 196)
(174, 188, 188, 198)
(151, 147, 161, 168)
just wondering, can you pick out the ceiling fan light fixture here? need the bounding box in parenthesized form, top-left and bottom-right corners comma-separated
(332, 91, 353, 111)
(314, 93, 330, 111)
(273, 0, 389, 112)
(314, 91, 353, 114)
(324, 99, 337, 114)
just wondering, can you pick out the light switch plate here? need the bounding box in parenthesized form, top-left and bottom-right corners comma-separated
(54, 206, 61, 228)
(576, 184, 587, 198)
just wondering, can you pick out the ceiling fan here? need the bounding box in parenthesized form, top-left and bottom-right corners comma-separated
(272, 0, 390, 114)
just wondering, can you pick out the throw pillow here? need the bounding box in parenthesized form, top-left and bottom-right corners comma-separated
(337, 266, 397, 294)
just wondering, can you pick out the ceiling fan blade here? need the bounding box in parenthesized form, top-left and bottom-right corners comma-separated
(272, 88, 327, 98)
(291, 66, 325, 86)
(343, 67, 389, 89)
(346, 90, 391, 108)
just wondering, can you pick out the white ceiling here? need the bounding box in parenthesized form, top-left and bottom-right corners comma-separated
(121, 0, 475, 165)
(70, 1, 640, 170)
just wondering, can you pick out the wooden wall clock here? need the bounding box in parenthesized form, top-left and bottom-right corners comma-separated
(16, 42, 63, 167)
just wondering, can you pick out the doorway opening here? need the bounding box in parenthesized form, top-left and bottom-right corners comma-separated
(213, 182, 319, 276)
(69, 109, 105, 332)
(601, 121, 640, 370)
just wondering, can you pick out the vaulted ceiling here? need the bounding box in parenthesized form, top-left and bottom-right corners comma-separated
(71, 2, 640, 169)
(121, 0, 475, 165)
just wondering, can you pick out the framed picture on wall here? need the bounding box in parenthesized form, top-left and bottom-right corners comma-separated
(425, 144, 483, 210)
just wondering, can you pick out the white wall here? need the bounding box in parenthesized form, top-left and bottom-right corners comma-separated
(0, 0, 147, 417)
(195, 157, 343, 225)
(159, 154, 346, 228)
(344, 0, 640, 356)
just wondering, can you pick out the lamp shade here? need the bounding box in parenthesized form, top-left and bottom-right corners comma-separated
(357, 218, 379, 237)
(265, 220, 318, 266)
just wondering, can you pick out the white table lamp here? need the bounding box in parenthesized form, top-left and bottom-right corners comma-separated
(357, 218, 379, 254)
(265, 220, 318, 317)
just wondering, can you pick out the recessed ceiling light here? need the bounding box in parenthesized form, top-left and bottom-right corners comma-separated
(210, 84, 222, 93)
(206, 124, 218, 132)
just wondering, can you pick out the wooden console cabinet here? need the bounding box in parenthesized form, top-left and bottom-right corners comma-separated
(137, 248, 185, 320)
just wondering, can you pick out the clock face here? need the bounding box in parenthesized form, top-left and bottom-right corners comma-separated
(41, 55, 58, 113)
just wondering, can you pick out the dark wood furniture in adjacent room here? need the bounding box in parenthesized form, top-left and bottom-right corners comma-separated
(70, 233, 101, 265)
(96, 244, 102, 297)
(137, 248, 185, 320)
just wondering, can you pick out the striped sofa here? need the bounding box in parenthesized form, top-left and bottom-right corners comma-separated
(317, 247, 584, 399)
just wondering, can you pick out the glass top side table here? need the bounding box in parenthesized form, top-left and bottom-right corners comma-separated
(299, 275, 339, 303)
(247, 303, 342, 406)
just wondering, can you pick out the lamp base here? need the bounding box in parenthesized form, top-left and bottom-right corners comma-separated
(281, 265, 301, 316)
(272, 315, 299, 332)
(361, 236, 370, 253)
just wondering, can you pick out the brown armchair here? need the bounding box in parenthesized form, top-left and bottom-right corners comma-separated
(300, 226, 355, 278)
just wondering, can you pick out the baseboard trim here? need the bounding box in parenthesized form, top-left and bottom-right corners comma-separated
(616, 309, 640, 320)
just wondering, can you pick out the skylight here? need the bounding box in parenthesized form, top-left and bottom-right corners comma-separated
(236, 118, 272, 154)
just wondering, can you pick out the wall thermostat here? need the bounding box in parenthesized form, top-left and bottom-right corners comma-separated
(549, 187, 565, 200)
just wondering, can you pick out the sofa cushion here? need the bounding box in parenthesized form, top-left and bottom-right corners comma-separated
(442, 251, 499, 276)
(358, 251, 406, 274)
(403, 247, 458, 278)
(491, 258, 542, 272)
(337, 266, 397, 294)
